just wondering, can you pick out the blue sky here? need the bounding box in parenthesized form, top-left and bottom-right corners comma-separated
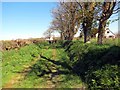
(0, 2, 119, 40)
(1, 2, 58, 40)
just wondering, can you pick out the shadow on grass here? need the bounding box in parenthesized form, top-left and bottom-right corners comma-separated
(70, 45, 120, 88)
(20, 43, 120, 88)
(31, 55, 73, 78)
(73, 45, 120, 74)
(40, 55, 73, 71)
(34, 41, 64, 49)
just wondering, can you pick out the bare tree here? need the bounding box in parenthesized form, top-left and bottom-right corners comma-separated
(50, 7, 65, 40)
(50, 2, 81, 41)
(43, 29, 53, 39)
(50, 1, 117, 44)
(97, 1, 116, 44)
(76, 1, 97, 43)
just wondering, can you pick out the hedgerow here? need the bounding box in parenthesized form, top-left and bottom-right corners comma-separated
(65, 41, 120, 89)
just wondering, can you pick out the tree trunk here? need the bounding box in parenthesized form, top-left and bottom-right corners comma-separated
(83, 21, 88, 43)
(60, 32, 64, 40)
(97, 23, 103, 44)
(97, 20, 107, 44)
(84, 30, 87, 43)
(97, 2, 116, 44)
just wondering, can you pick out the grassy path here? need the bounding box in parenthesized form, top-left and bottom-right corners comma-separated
(3, 46, 84, 88)
(52, 49, 56, 60)
(3, 56, 41, 88)
(2, 44, 41, 88)
(43, 49, 57, 88)
(2, 40, 120, 88)
(4, 48, 56, 88)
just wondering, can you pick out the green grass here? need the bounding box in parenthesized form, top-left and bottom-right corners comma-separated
(2, 38, 120, 88)
(65, 40, 120, 89)
(12, 48, 84, 88)
(12, 48, 53, 88)
(2, 44, 41, 87)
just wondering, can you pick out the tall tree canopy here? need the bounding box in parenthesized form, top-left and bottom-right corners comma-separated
(97, 1, 116, 44)
(48, 0, 118, 44)
(50, 2, 81, 41)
